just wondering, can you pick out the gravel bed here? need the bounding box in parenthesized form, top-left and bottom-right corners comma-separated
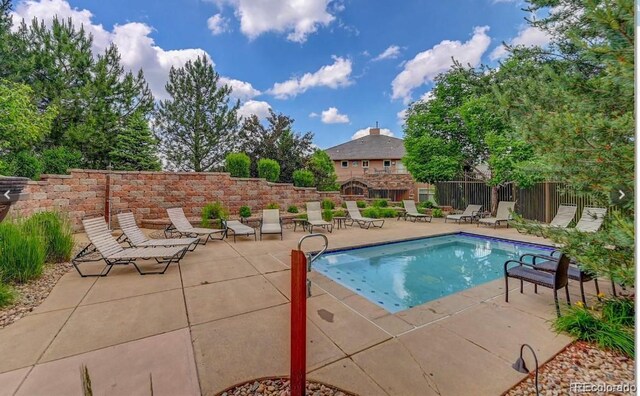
(220, 378, 355, 396)
(0, 262, 72, 329)
(506, 341, 635, 396)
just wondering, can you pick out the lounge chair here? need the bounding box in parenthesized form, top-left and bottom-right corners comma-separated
(541, 205, 577, 228)
(445, 204, 482, 224)
(73, 217, 186, 277)
(260, 209, 283, 240)
(117, 212, 197, 254)
(477, 201, 516, 228)
(305, 202, 333, 233)
(223, 219, 256, 242)
(166, 207, 226, 245)
(402, 200, 432, 222)
(504, 253, 571, 317)
(575, 207, 607, 232)
(345, 201, 385, 229)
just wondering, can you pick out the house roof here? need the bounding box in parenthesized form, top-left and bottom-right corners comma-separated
(325, 134, 406, 160)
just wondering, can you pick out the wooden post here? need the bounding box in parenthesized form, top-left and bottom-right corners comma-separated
(105, 166, 112, 229)
(290, 249, 307, 396)
(544, 182, 551, 223)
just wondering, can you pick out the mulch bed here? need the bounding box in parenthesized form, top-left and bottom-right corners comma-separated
(0, 262, 72, 329)
(219, 378, 356, 396)
(506, 341, 635, 395)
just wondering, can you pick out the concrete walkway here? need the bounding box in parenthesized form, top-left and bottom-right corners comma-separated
(0, 219, 606, 395)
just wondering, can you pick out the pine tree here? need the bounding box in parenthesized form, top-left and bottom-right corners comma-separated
(155, 56, 240, 172)
(109, 111, 161, 171)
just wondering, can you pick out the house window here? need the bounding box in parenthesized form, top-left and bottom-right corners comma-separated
(352, 161, 358, 167)
(362, 160, 369, 168)
(418, 187, 435, 203)
(341, 161, 348, 168)
(383, 160, 391, 168)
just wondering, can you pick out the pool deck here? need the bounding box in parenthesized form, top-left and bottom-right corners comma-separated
(0, 219, 609, 396)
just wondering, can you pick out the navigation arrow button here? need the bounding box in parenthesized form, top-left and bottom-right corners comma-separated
(3, 190, 9, 200)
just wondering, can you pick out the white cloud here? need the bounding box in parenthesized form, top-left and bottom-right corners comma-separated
(269, 56, 352, 99)
(351, 127, 394, 140)
(420, 90, 435, 102)
(321, 107, 349, 124)
(207, 13, 230, 35)
(237, 100, 271, 119)
(391, 26, 491, 104)
(212, 0, 337, 43)
(219, 76, 261, 100)
(489, 25, 551, 60)
(372, 45, 401, 61)
(396, 109, 407, 125)
(309, 112, 319, 118)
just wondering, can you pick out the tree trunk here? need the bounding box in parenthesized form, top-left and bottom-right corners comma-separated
(491, 185, 499, 216)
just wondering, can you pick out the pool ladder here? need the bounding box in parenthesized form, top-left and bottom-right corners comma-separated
(297, 233, 329, 297)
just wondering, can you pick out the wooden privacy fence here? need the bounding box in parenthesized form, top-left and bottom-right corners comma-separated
(434, 179, 602, 223)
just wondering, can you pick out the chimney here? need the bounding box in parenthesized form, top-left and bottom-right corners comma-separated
(369, 127, 380, 136)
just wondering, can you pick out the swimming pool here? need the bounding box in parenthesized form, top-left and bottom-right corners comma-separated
(312, 233, 554, 313)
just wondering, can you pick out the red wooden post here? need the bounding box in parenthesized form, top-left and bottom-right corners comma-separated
(290, 249, 307, 396)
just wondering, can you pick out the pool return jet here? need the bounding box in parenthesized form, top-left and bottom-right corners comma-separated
(290, 234, 328, 396)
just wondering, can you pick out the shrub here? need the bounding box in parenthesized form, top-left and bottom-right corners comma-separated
(321, 199, 335, 210)
(225, 153, 251, 178)
(258, 158, 280, 182)
(239, 205, 252, 218)
(266, 202, 280, 210)
(602, 297, 635, 327)
(333, 209, 346, 217)
(307, 150, 338, 191)
(292, 169, 315, 187)
(287, 205, 299, 213)
(420, 201, 435, 209)
(201, 201, 229, 228)
(296, 213, 308, 220)
(0, 283, 15, 308)
(41, 147, 82, 175)
(356, 200, 367, 208)
(322, 209, 333, 222)
(0, 221, 46, 283)
(9, 151, 43, 180)
(22, 211, 74, 263)
(361, 207, 380, 218)
(372, 199, 388, 208)
(432, 208, 444, 218)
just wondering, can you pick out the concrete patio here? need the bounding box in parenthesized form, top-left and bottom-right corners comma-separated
(0, 219, 607, 396)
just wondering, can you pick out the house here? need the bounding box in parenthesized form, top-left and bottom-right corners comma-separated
(325, 127, 433, 202)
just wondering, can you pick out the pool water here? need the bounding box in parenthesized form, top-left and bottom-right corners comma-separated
(313, 233, 553, 313)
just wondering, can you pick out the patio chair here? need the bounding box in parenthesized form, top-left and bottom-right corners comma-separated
(504, 253, 571, 317)
(345, 201, 385, 229)
(116, 212, 197, 255)
(519, 251, 600, 306)
(166, 207, 226, 245)
(223, 219, 256, 242)
(541, 205, 577, 228)
(402, 200, 432, 222)
(73, 217, 186, 277)
(260, 209, 283, 240)
(575, 207, 607, 232)
(477, 201, 516, 228)
(306, 202, 333, 233)
(445, 204, 482, 224)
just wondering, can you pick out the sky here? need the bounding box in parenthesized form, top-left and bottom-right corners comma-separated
(9, 0, 551, 149)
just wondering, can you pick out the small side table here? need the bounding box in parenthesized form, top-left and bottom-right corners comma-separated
(292, 218, 307, 232)
(333, 216, 347, 229)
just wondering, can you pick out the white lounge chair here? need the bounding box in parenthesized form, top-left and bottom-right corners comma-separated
(402, 200, 432, 222)
(345, 201, 384, 229)
(260, 209, 283, 240)
(223, 219, 256, 242)
(446, 204, 482, 224)
(478, 201, 516, 228)
(166, 207, 226, 245)
(575, 207, 607, 232)
(541, 205, 577, 228)
(306, 202, 333, 233)
(73, 217, 186, 277)
(117, 212, 197, 254)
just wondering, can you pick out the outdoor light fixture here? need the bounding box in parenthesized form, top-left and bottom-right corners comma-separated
(512, 344, 539, 396)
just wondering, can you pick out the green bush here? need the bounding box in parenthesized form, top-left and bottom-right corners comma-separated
(201, 201, 229, 228)
(239, 205, 252, 218)
(266, 202, 280, 210)
(356, 200, 367, 208)
(292, 169, 315, 187)
(361, 207, 380, 218)
(225, 153, 251, 178)
(322, 209, 333, 222)
(41, 147, 82, 175)
(296, 213, 308, 220)
(287, 205, 299, 213)
(0, 221, 46, 283)
(420, 201, 435, 209)
(333, 209, 346, 217)
(22, 211, 74, 263)
(321, 199, 335, 210)
(602, 297, 634, 327)
(0, 283, 15, 308)
(432, 208, 444, 218)
(258, 158, 280, 182)
(8, 151, 43, 180)
(372, 199, 388, 208)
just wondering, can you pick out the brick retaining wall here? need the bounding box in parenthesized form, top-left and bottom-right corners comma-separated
(9, 169, 341, 231)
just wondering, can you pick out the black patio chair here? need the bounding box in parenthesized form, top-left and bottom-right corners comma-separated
(504, 253, 571, 317)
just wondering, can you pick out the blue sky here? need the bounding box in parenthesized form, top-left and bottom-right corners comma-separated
(10, 0, 551, 148)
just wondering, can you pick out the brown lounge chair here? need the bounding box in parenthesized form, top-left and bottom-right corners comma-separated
(402, 200, 432, 222)
(504, 253, 571, 317)
(166, 207, 226, 245)
(117, 212, 198, 254)
(73, 217, 187, 277)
